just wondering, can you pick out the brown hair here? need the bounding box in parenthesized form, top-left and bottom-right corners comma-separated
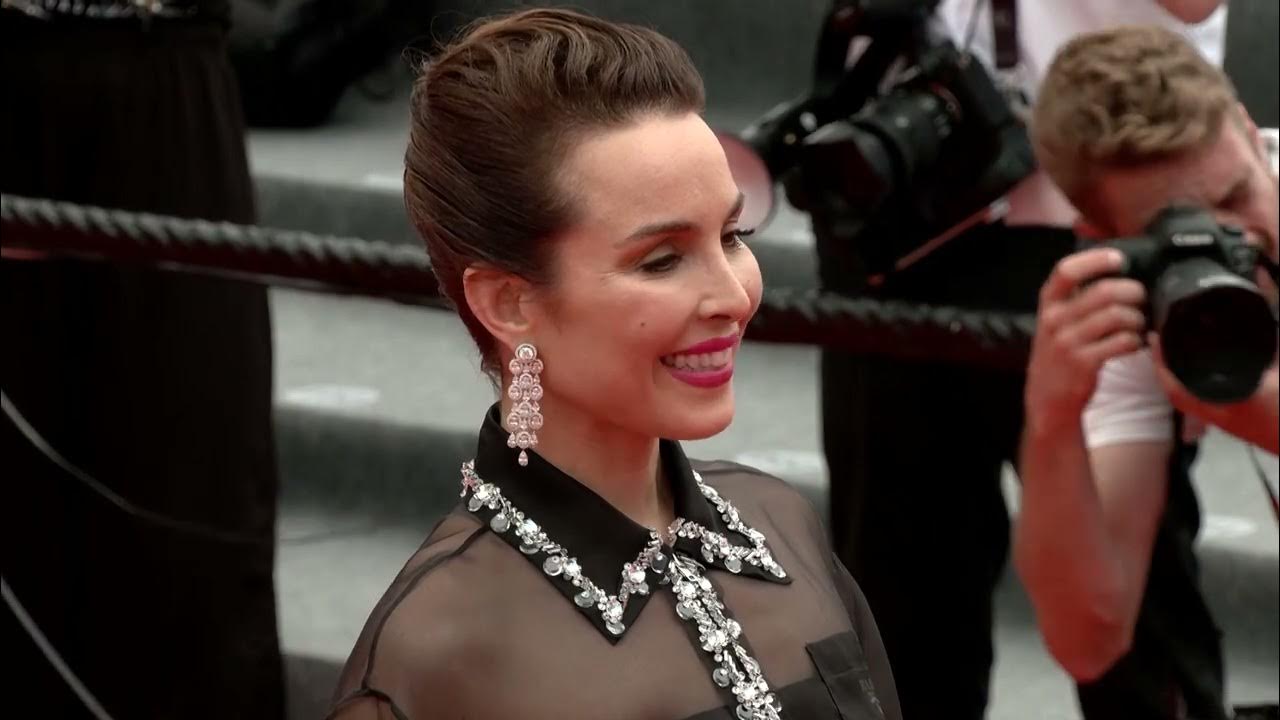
(1032, 25, 1238, 212)
(404, 8, 705, 373)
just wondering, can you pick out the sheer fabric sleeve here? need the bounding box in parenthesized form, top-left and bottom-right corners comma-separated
(698, 459, 903, 719)
(829, 552, 903, 720)
(325, 511, 487, 720)
(785, 470, 902, 720)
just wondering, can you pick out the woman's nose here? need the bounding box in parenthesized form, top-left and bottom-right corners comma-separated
(700, 251, 756, 322)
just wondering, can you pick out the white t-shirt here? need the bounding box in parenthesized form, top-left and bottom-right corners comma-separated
(935, 0, 1228, 105)
(933, 0, 1229, 227)
(1082, 349, 1206, 448)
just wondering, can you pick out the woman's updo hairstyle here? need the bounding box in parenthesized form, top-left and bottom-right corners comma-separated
(404, 8, 705, 374)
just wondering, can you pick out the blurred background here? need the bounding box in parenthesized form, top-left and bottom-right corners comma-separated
(3, 1, 1277, 718)
(242, 2, 1277, 718)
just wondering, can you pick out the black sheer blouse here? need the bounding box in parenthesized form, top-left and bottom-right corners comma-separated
(327, 406, 901, 720)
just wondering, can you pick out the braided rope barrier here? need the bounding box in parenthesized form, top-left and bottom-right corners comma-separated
(2, 193, 1036, 369)
(1, 193, 445, 306)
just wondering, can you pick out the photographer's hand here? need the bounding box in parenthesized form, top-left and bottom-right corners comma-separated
(1025, 248, 1147, 433)
(1016, 248, 1167, 681)
(1149, 334, 1280, 454)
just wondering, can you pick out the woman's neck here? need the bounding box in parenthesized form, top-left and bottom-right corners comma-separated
(500, 393, 675, 533)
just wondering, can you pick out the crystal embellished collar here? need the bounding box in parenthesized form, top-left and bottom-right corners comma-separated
(460, 460, 788, 719)
(468, 404, 790, 597)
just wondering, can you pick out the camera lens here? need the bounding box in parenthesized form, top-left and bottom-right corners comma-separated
(1154, 257, 1277, 403)
(801, 87, 956, 217)
(850, 90, 953, 201)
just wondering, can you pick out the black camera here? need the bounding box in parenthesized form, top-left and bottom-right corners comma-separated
(1098, 206, 1277, 403)
(793, 40, 1032, 270)
(732, 0, 1033, 277)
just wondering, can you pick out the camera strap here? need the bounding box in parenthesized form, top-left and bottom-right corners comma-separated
(989, 0, 1018, 69)
(1246, 252, 1280, 523)
(1247, 446, 1280, 522)
(986, 0, 1030, 120)
(1259, 253, 1280, 287)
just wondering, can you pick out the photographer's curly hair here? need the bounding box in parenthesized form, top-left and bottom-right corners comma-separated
(1032, 25, 1240, 214)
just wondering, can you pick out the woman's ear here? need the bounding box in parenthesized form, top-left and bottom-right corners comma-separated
(462, 266, 536, 357)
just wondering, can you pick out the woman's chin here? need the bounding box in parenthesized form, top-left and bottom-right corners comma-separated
(662, 392, 735, 440)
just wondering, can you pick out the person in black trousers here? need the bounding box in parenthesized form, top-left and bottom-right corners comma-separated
(1, 2, 283, 717)
(819, 217, 1076, 718)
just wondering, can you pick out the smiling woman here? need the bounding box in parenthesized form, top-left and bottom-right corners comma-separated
(327, 8, 901, 720)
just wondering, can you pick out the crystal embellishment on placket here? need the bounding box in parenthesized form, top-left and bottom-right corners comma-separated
(669, 553, 783, 720)
(459, 460, 787, 718)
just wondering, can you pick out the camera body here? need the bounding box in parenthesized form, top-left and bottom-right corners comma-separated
(1097, 206, 1276, 403)
(739, 0, 1033, 279)
(792, 39, 1034, 274)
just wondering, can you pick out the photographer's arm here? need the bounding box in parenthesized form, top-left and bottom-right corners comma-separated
(1017, 425, 1170, 681)
(1014, 249, 1168, 681)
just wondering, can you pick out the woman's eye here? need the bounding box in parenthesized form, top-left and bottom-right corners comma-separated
(640, 253, 681, 274)
(723, 227, 756, 248)
(639, 228, 755, 274)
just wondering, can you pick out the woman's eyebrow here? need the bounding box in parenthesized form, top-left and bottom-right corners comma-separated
(617, 191, 746, 247)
